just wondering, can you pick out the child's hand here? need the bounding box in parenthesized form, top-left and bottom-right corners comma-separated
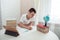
(25, 26, 32, 30)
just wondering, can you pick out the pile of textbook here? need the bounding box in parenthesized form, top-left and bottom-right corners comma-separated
(37, 23, 49, 34)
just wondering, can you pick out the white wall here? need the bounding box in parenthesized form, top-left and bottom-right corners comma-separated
(20, 0, 34, 16)
(1, 0, 20, 25)
(50, 0, 60, 24)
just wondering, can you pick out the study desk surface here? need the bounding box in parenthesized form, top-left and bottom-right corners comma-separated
(0, 26, 59, 40)
(19, 30, 59, 40)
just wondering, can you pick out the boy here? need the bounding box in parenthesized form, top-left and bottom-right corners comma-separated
(18, 8, 36, 30)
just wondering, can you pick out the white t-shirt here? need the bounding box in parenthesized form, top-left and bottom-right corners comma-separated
(18, 14, 35, 34)
(20, 14, 35, 24)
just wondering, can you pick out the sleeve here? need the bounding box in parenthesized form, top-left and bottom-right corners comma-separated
(19, 15, 24, 23)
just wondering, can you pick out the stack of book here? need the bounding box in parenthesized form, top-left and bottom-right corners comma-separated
(4, 20, 19, 37)
(37, 23, 49, 33)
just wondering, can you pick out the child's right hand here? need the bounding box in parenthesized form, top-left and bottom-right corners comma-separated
(25, 26, 32, 30)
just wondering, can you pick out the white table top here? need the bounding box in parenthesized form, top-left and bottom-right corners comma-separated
(0, 26, 59, 40)
(19, 30, 59, 40)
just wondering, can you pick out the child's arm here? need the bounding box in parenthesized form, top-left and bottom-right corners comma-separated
(28, 21, 34, 26)
(18, 22, 32, 30)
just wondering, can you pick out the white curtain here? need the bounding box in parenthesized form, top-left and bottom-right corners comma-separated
(0, 0, 2, 29)
(37, 0, 51, 23)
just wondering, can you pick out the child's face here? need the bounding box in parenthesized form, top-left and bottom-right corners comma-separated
(27, 12, 35, 18)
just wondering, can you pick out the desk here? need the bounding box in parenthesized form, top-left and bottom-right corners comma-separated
(20, 30, 59, 40)
(0, 26, 59, 40)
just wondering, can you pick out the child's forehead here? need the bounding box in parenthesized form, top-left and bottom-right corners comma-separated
(29, 12, 35, 14)
(31, 13, 35, 15)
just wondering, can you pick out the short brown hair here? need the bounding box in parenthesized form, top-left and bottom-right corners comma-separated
(29, 8, 36, 13)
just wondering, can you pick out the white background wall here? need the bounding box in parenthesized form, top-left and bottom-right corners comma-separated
(20, 0, 40, 17)
(50, 0, 60, 24)
(1, 0, 20, 25)
(20, 0, 34, 16)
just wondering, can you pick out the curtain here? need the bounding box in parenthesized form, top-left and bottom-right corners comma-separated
(37, 0, 51, 23)
(0, 0, 2, 30)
